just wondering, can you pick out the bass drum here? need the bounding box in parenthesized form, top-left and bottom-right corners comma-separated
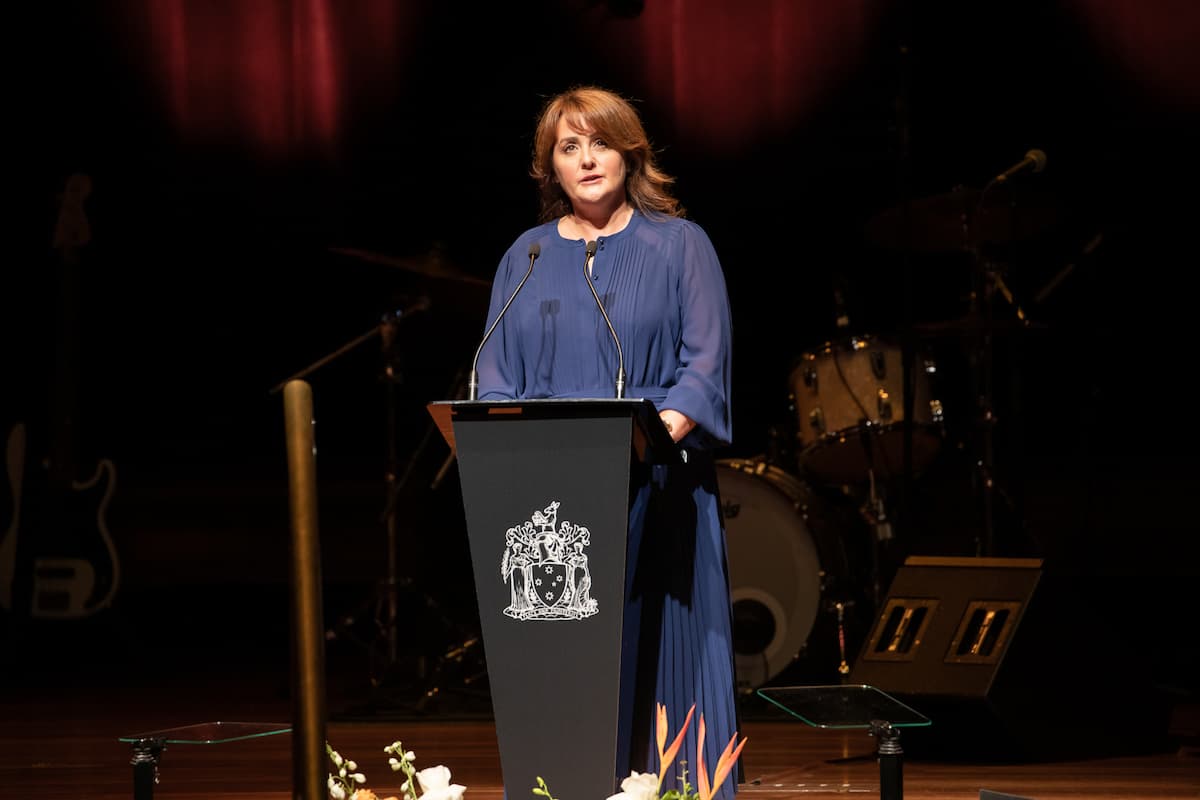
(717, 458, 852, 691)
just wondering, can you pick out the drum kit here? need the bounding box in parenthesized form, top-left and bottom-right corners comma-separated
(718, 176, 1063, 691)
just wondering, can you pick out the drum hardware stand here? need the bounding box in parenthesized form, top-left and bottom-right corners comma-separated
(269, 298, 473, 701)
(405, 362, 491, 713)
(413, 633, 488, 713)
(892, 15, 918, 574)
(961, 148, 1063, 556)
(834, 600, 853, 676)
(962, 185, 1039, 557)
(857, 431, 896, 609)
(360, 361, 484, 704)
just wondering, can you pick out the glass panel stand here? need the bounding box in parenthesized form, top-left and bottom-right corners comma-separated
(118, 721, 292, 800)
(756, 684, 931, 800)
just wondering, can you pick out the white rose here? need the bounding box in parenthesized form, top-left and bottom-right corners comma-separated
(415, 765, 467, 800)
(606, 770, 659, 800)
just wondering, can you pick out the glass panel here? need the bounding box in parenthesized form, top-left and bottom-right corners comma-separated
(756, 684, 931, 730)
(119, 721, 291, 744)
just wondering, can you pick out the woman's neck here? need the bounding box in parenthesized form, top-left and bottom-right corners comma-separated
(562, 202, 634, 240)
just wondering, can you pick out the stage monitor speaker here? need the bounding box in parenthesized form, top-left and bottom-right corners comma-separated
(849, 556, 1172, 760)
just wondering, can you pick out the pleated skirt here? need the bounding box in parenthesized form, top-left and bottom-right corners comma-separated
(617, 453, 741, 800)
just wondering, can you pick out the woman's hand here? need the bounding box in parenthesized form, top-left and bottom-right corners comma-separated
(658, 409, 696, 443)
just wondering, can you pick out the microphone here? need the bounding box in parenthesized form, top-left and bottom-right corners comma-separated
(583, 240, 626, 398)
(993, 149, 1047, 184)
(467, 242, 540, 401)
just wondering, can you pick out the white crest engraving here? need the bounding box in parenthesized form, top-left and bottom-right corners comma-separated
(500, 500, 598, 621)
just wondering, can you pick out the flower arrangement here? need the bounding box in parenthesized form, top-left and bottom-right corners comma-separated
(326, 702, 741, 800)
(533, 702, 747, 800)
(326, 740, 466, 800)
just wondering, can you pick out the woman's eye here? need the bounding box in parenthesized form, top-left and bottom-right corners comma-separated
(593, 139, 607, 149)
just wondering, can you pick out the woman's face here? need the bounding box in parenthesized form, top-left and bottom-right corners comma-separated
(551, 117, 627, 214)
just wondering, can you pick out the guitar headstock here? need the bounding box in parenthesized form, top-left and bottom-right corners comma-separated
(53, 173, 92, 259)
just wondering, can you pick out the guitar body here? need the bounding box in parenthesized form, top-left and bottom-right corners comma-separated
(1, 422, 120, 618)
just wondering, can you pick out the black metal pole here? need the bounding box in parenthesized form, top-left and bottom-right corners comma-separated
(129, 738, 164, 800)
(871, 720, 904, 800)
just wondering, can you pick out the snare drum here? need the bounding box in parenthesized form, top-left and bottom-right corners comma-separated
(789, 333, 944, 485)
(717, 458, 850, 690)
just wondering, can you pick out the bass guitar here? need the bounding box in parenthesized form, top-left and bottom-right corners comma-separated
(0, 173, 120, 618)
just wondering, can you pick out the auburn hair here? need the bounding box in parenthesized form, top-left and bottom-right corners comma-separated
(530, 86, 684, 223)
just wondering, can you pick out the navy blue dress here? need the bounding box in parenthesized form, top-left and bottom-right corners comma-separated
(477, 211, 740, 799)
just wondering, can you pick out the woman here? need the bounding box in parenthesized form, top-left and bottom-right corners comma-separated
(476, 85, 738, 798)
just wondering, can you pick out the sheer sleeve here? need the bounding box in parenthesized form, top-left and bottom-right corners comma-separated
(662, 222, 733, 446)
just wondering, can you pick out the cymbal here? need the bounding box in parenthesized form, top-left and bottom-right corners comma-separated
(329, 246, 492, 287)
(914, 312, 1048, 337)
(865, 185, 1059, 253)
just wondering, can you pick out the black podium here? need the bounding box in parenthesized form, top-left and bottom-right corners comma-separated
(428, 398, 678, 800)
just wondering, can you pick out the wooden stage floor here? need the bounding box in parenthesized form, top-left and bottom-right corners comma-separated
(2, 580, 1197, 800)
(2, 645, 1197, 800)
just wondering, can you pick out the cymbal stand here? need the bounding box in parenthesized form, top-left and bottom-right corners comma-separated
(354, 344, 473, 694)
(370, 361, 489, 713)
(378, 338, 408, 673)
(963, 191, 1034, 557)
(270, 300, 443, 691)
(968, 250, 1000, 557)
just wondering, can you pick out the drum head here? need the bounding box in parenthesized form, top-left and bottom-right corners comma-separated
(717, 459, 823, 691)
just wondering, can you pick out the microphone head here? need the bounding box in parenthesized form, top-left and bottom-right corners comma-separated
(1026, 149, 1047, 172)
(528, 241, 541, 258)
(585, 240, 598, 257)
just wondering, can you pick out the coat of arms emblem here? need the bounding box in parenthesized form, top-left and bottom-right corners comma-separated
(500, 501, 598, 621)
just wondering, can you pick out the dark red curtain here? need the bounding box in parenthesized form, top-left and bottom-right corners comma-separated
(127, 0, 1196, 157)
(137, 0, 422, 157)
(605, 0, 877, 150)
(1065, 0, 1200, 105)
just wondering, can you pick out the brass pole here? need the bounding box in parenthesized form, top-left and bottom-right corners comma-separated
(283, 380, 327, 799)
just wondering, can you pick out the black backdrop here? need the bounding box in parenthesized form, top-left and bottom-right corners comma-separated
(4, 1, 1198, 699)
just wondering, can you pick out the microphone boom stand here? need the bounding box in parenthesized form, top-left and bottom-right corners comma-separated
(963, 184, 1038, 557)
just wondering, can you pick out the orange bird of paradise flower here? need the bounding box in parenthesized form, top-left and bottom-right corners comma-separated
(655, 702, 696, 792)
(694, 713, 748, 800)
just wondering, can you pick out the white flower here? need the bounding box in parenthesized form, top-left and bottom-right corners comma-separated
(405, 750, 416, 762)
(329, 779, 347, 800)
(415, 765, 467, 800)
(352, 773, 367, 784)
(606, 771, 659, 800)
(389, 757, 402, 771)
(347, 761, 358, 771)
